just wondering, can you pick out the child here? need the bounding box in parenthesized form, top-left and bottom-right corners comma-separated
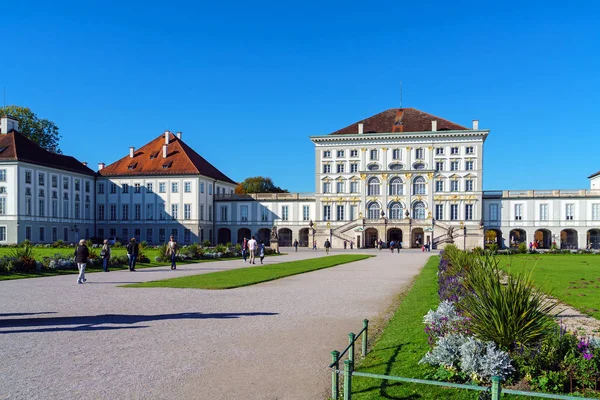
(259, 240, 266, 264)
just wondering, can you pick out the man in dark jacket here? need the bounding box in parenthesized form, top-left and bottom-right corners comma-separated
(74, 239, 90, 284)
(126, 237, 139, 271)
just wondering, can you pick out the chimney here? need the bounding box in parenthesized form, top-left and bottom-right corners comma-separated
(165, 130, 170, 145)
(358, 123, 364, 134)
(98, 162, 105, 171)
(82, 162, 88, 167)
(129, 147, 135, 158)
(0, 115, 19, 134)
(472, 120, 479, 130)
(176, 132, 182, 140)
(163, 144, 168, 158)
(431, 120, 437, 132)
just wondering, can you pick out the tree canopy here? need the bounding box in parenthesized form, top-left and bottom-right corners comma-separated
(235, 176, 288, 194)
(1, 106, 61, 153)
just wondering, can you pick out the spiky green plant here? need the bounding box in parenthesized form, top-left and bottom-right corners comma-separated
(462, 254, 557, 351)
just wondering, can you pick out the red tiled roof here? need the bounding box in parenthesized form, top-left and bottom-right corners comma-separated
(99, 132, 236, 184)
(330, 108, 469, 135)
(0, 131, 95, 176)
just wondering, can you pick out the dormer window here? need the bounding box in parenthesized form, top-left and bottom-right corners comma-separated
(150, 151, 159, 159)
(0, 146, 8, 154)
(128, 163, 138, 170)
(162, 161, 173, 169)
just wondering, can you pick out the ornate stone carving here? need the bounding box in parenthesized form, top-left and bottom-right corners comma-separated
(381, 173, 388, 180)
(360, 173, 366, 180)
(405, 173, 412, 179)
(361, 148, 367, 152)
(427, 172, 434, 179)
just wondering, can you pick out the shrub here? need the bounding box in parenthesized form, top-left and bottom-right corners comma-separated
(472, 246, 484, 256)
(52, 240, 65, 248)
(486, 243, 499, 254)
(201, 240, 211, 247)
(10, 245, 37, 272)
(113, 241, 122, 248)
(518, 242, 528, 254)
(423, 300, 469, 346)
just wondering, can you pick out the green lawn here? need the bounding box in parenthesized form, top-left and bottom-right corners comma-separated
(124, 254, 371, 289)
(499, 254, 600, 319)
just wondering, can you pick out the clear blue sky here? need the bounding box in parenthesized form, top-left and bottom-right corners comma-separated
(3, 1, 599, 192)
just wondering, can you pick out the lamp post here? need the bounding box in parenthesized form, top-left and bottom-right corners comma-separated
(460, 221, 466, 250)
(327, 221, 332, 248)
(405, 210, 411, 248)
(309, 220, 315, 249)
(431, 217, 436, 250)
(381, 210, 387, 246)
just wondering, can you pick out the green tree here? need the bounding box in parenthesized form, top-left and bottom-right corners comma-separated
(235, 176, 288, 194)
(1, 106, 61, 153)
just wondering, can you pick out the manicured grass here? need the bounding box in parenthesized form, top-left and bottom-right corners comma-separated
(124, 254, 371, 289)
(499, 254, 600, 319)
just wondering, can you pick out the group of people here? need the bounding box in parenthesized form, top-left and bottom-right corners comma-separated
(74, 235, 180, 284)
(241, 236, 266, 265)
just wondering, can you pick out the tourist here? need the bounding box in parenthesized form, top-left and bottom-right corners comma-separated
(313, 240, 317, 250)
(248, 235, 258, 264)
(389, 240, 395, 253)
(293, 239, 299, 252)
(344, 240, 347, 249)
(350, 241, 353, 250)
(242, 237, 248, 262)
(74, 239, 89, 284)
(167, 235, 179, 270)
(529, 242, 533, 251)
(259, 240, 266, 264)
(100, 239, 111, 272)
(324, 239, 331, 255)
(396, 241, 401, 253)
(126, 237, 139, 271)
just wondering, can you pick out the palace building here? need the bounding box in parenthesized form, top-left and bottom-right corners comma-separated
(1, 109, 599, 249)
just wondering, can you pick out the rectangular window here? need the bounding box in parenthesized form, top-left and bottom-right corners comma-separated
(184, 204, 191, 220)
(261, 207, 268, 221)
(122, 204, 129, 220)
(566, 203, 574, 220)
(122, 228, 128, 241)
(52, 227, 57, 242)
(200, 228, 204, 242)
(450, 161, 459, 171)
(281, 206, 289, 221)
(26, 226, 32, 240)
(146, 204, 154, 220)
(350, 205, 356, 221)
(451, 147, 459, 155)
(241, 205, 248, 221)
(435, 204, 444, 220)
(74, 202, 79, 219)
(25, 171, 32, 184)
(0, 170, 5, 182)
(489, 204, 498, 221)
(159, 183, 166, 193)
(465, 161, 474, 171)
(0, 226, 6, 242)
(110, 183, 117, 194)
(435, 147, 444, 155)
(337, 150, 345, 158)
(200, 183, 204, 193)
(25, 198, 32, 215)
(323, 182, 331, 193)
(303, 205, 310, 221)
(97, 204, 104, 220)
(336, 181, 344, 193)
(323, 150, 331, 158)
(159, 229, 165, 243)
(98, 183, 104, 194)
(51, 175, 57, 187)
(135, 204, 141, 220)
(337, 205, 344, 221)
(350, 181, 358, 193)
(184, 181, 192, 193)
(110, 204, 117, 220)
(450, 180, 459, 192)
(435, 162, 444, 171)
(415, 148, 424, 159)
(323, 205, 331, 221)
(337, 164, 345, 173)
(158, 203, 165, 220)
(146, 228, 152, 243)
(450, 204, 458, 220)
(218, 205, 226, 221)
(172, 182, 178, 193)
(200, 204, 204, 221)
(0, 198, 5, 215)
(539, 204, 548, 221)
(209, 184, 213, 195)
(465, 204, 473, 220)
(146, 183, 153, 193)
(592, 204, 600, 221)
(370, 149, 378, 160)
(63, 227, 68, 241)
(39, 227, 45, 242)
(74, 179, 80, 191)
(122, 183, 129, 194)
(466, 146, 474, 154)
(435, 181, 444, 192)
(350, 149, 358, 157)
(350, 164, 358, 173)
(85, 181, 90, 193)
(172, 204, 179, 220)
(38, 173, 45, 186)
(184, 229, 191, 243)
(465, 180, 473, 192)
(322, 164, 331, 174)
(62, 178, 68, 190)
(134, 183, 141, 193)
(515, 204, 522, 220)
(208, 205, 212, 221)
(63, 201, 69, 218)
(392, 149, 401, 160)
(85, 203, 90, 219)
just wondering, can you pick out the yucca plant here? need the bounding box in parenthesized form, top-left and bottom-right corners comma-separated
(462, 254, 558, 351)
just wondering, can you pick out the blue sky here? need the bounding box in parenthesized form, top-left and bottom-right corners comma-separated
(3, 0, 599, 192)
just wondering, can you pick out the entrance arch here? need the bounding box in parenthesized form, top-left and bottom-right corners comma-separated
(587, 229, 600, 249)
(485, 229, 502, 248)
(237, 228, 251, 244)
(534, 229, 551, 249)
(298, 228, 309, 247)
(278, 228, 293, 247)
(364, 228, 378, 248)
(560, 229, 578, 249)
(387, 228, 403, 245)
(509, 229, 526, 246)
(412, 228, 424, 248)
(217, 228, 231, 244)
(258, 228, 271, 245)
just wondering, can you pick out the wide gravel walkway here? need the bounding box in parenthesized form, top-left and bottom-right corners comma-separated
(0, 248, 433, 400)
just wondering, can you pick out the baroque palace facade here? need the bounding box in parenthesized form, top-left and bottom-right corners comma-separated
(1, 109, 599, 249)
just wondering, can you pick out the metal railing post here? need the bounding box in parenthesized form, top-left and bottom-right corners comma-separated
(331, 350, 340, 400)
(491, 376, 500, 400)
(343, 359, 353, 400)
(361, 319, 369, 357)
(348, 332, 355, 364)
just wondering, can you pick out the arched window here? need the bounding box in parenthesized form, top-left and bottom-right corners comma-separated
(368, 164, 380, 171)
(367, 202, 380, 220)
(389, 178, 403, 196)
(413, 176, 426, 195)
(389, 163, 404, 171)
(368, 177, 380, 196)
(389, 202, 403, 219)
(413, 201, 426, 219)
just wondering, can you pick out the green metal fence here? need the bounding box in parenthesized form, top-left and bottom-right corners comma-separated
(328, 322, 598, 400)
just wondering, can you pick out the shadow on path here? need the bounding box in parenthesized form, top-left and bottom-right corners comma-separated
(0, 312, 57, 317)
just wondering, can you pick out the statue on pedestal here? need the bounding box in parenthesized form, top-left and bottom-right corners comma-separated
(270, 226, 280, 253)
(446, 226, 455, 243)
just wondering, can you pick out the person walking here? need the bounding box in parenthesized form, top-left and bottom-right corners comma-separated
(397, 241, 401, 253)
(100, 239, 111, 272)
(389, 240, 395, 253)
(167, 235, 179, 270)
(344, 240, 347, 249)
(242, 237, 248, 262)
(293, 239, 299, 252)
(259, 240, 266, 264)
(324, 239, 331, 255)
(350, 241, 353, 250)
(74, 239, 89, 284)
(248, 235, 258, 264)
(312, 240, 317, 251)
(126, 237, 139, 271)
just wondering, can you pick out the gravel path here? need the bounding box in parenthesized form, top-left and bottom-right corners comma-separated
(0, 248, 432, 400)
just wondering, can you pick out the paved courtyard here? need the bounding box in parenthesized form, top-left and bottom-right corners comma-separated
(0, 248, 433, 400)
